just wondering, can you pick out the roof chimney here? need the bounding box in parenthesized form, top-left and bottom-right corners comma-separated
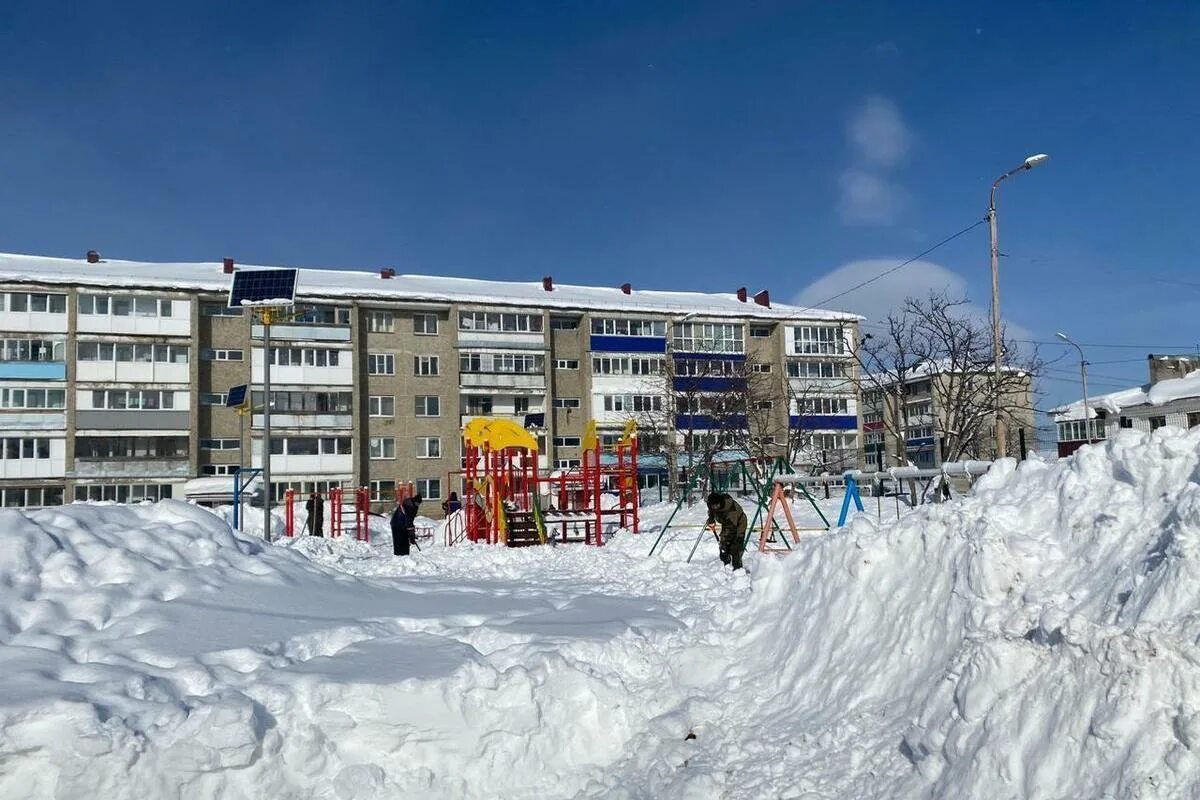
(542, 276, 553, 292)
(222, 257, 235, 274)
(620, 282, 631, 295)
(86, 250, 100, 264)
(380, 267, 395, 279)
(736, 287, 747, 302)
(753, 289, 770, 308)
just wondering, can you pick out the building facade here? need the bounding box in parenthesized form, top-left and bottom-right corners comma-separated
(861, 366, 1036, 469)
(1051, 354, 1200, 457)
(0, 252, 859, 514)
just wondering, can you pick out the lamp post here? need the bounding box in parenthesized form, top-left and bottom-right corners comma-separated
(989, 153, 1049, 457)
(1056, 331, 1092, 442)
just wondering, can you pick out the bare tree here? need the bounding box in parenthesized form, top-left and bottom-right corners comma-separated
(852, 309, 922, 467)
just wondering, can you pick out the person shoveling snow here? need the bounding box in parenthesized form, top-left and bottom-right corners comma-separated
(705, 491, 747, 570)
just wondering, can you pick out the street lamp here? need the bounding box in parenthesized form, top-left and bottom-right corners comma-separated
(989, 153, 1049, 457)
(1055, 331, 1092, 442)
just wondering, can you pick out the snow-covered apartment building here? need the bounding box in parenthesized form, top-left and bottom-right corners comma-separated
(1050, 354, 1200, 457)
(0, 251, 860, 513)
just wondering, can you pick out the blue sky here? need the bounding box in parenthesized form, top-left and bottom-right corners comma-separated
(2, 1, 1198, 413)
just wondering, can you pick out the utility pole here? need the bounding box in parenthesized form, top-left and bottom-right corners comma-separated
(261, 314, 274, 541)
(1056, 332, 1091, 441)
(988, 153, 1050, 457)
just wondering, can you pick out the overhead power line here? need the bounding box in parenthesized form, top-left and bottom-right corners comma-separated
(807, 218, 987, 310)
(1019, 339, 1198, 351)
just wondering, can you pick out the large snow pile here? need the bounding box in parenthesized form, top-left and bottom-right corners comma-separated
(4, 428, 1200, 798)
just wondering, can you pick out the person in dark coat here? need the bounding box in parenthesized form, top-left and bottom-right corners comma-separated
(706, 491, 748, 570)
(391, 493, 423, 556)
(442, 491, 461, 515)
(305, 492, 324, 537)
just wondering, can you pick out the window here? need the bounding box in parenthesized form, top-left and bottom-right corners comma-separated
(793, 326, 845, 355)
(602, 395, 662, 413)
(370, 480, 397, 502)
(787, 361, 848, 379)
(253, 390, 352, 413)
(591, 317, 667, 337)
(550, 317, 579, 330)
(797, 397, 851, 415)
(199, 439, 240, 451)
(413, 313, 439, 335)
(0, 338, 65, 362)
(752, 363, 772, 373)
(675, 358, 741, 377)
(267, 347, 342, 367)
(0, 437, 51, 460)
(0, 388, 66, 409)
(415, 478, 442, 500)
(459, 352, 544, 374)
(294, 306, 351, 326)
(369, 437, 396, 459)
(75, 437, 188, 460)
(554, 459, 582, 469)
(77, 342, 188, 363)
(415, 396, 440, 417)
(591, 356, 663, 375)
(268, 437, 352, 456)
(513, 397, 530, 414)
(555, 359, 579, 370)
(1057, 419, 1106, 442)
(201, 348, 243, 361)
(750, 326, 773, 338)
(6, 292, 67, 313)
(0, 486, 64, 507)
(417, 437, 441, 458)
(756, 401, 773, 410)
(1188, 413, 1200, 429)
(554, 436, 581, 447)
(367, 310, 395, 333)
(79, 293, 174, 317)
(201, 303, 243, 317)
(369, 395, 395, 417)
(201, 464, 240, 476)
(554, 397, 581, 409)
(368, 353, 395, 375)
(463, 395, 492, 415)
(414, 355, 440, 376)
(458, 311, 544, 333)
(92, 389, 178, 410)
(74, 483, 174, 503)
(673, 322, 744, 354)
(1120, 416, 1134, 429)
(199, 393, 226, 406)
(1150, 416, 1167, 431)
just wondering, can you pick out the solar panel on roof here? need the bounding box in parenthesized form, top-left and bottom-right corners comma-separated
(227, 269, 298, 309)
(226, 384, 248, 408)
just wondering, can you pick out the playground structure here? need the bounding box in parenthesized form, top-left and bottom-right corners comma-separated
(282, 486, 371, 541)
(457, 417, 639, 547)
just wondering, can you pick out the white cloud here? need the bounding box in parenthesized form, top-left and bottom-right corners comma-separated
(793, 258, 1033, 342)
(837, 169, 904, 225)
(846, 95, 911, 167)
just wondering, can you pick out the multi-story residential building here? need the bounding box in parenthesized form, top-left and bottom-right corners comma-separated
(0, 252, 858, 514)
(861, 363, 1035, 469)
(1050, 354, 1200, 457)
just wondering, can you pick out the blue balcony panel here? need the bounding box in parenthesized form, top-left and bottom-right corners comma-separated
(789, 415, 858, 430)
(0, 362, 67, 380)
(589, 335, 667, 354)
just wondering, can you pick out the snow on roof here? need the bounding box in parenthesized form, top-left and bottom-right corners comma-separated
(0, 252, 857, 322)
(1050, 369, 1200, 420)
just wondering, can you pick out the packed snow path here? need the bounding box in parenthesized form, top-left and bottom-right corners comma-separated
(5, 429, 1200, 798)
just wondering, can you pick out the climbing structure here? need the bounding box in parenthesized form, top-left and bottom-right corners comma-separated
(459, 417, 639, 548)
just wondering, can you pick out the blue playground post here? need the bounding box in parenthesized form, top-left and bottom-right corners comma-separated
(836, 475, 865, 527)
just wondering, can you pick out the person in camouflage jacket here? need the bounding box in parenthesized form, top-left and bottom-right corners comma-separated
(706, 491, 747, 570)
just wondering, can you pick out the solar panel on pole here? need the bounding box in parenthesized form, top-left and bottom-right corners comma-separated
(227, 269, 298, 309)
(226, 384, 248, 408)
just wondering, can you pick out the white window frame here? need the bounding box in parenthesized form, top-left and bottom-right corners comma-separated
(368, 352, 395, 376)
(369, 395, 395, 417)
(415, 395, 441, 417)
(416, 436, 441, 459)
(415, 477, 442, 500)
(553, 397, 581, 409)
(555, 359, 579, 370)
(413, 313, 439, 335)
(367, 310, 396, 333)
(369, 437, 396, 460)
(414, 355, 440, 376)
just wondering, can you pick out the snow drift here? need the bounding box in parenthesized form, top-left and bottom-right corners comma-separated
(4, 428, 1200, 798)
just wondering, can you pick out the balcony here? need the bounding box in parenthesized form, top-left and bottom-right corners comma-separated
(3, 311, 67, 334)
(0, 440, 65, 479)
(75, 410, 192, 431)
(252, 324, 351, 342)
(0, 362, 67, 380)
(252, 413, 352, 429)
(0, 412, 66, 431)
(459, 372, 546, 390)
(76, 361, 190, 384)
(460, 412, 535, 428)
(76, 310, 191, 337)
(251, 453, 354, 476)
(457, 330, 545, 350)
(249, 356, 353, 386)
(71, 459, 190, 479)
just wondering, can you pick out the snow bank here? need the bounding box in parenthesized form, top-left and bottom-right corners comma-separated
(6, 429, 1200, 798)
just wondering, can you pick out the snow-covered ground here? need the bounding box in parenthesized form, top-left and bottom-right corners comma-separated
(5, 429, 1200, 798)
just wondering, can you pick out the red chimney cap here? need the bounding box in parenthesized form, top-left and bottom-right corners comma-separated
(381, 267, 395, 279)
(542, 276, 553, 292)
(753, 289, 770, 307)
(86, 250, 101, 264)
(620, 282, 631, 295)
(736, 287, 747, 302)
(223, 257, 235, 274)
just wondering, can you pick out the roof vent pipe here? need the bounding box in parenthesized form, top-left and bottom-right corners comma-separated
(753, 289, 770, 307)
(223, 257, 235, 274)
(381, 268, 395, 279)
(736, 287, 747, 302)
(86, 250, 101, 264)
(542, 276, 553, 292)
(620, 282, 631, 295)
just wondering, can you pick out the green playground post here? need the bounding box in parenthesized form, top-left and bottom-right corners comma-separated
(647, 465, 708, 556)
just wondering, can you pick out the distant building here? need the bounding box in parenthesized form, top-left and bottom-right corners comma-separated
(861, 362, 1035, 469)
(1050, 354, 1200, 457)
